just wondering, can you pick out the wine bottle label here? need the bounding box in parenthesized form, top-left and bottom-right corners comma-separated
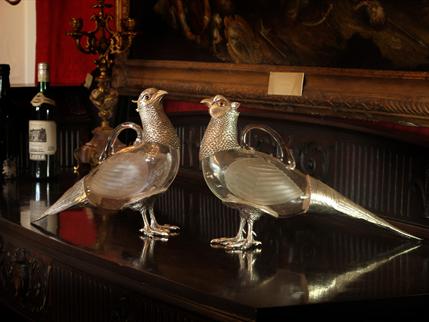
(29, 120, 57, 160)
(31, 92, 56, 107)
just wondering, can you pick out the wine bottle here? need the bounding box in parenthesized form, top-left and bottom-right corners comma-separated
(0, 64, 17, 180)
(29, 62, 58, 179)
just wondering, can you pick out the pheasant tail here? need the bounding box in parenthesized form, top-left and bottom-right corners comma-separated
(36, 179, 88, 220)
(309, 177, 421, 241)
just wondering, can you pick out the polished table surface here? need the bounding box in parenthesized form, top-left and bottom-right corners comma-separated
(1, 173, 429, 320)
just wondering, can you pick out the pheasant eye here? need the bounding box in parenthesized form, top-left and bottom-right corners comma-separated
(143, 94, 150, 100)
(220, 101, 225, 107)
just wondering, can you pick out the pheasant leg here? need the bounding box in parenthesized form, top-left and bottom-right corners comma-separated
(225, 217, 262, 250)
(149, 206, 180, 233)
(210, 216, 246, 247)
(129, 202, 170, 237)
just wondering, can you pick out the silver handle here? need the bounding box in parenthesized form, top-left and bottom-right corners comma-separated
(240, 124, 296, 170)
(99, 122, 144, 163)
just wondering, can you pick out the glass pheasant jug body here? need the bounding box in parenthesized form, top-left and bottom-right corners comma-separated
(84, 142, 180, 210)
(201, 149, 309, 218)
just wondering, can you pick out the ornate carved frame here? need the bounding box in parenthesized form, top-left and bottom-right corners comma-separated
(114, 0, 429, 127)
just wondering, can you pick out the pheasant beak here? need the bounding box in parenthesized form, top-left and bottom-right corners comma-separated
(157, 89, 168, 97)
(154, 89, 168, 102)
(200, 97, 213, 107)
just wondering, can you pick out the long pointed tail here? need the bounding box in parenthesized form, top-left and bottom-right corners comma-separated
(34, 179, 88, 221)
(308, 177, 421, 241)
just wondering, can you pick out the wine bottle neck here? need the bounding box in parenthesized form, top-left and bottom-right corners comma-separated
(0, 65, 10, 99)
(39, 81, 49, 93)
(0, 75, 10, 99)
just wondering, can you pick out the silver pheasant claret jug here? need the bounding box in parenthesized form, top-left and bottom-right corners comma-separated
(36, 88, 181, 238)
(199, 94, 421, 251)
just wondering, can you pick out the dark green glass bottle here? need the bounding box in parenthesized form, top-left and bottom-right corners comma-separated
(29, 62, 58, 180)
(0, 64, 17, 181)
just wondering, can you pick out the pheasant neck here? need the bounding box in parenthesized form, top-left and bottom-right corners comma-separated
(199, 110, 240, 160)
(138, 105, 180, 149)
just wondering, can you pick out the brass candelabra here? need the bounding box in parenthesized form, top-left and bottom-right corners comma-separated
(67, 0, 136, 168)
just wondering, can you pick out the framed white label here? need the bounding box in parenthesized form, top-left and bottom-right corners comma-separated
(29, 120, 57, 160)
(268, 72, 304, 96)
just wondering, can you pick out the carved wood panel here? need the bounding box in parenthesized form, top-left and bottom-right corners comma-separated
(0, 236, 51, 320)
(0, 233, 222, 322)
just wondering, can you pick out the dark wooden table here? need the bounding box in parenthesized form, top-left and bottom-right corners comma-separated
(1, 173, 429, 321)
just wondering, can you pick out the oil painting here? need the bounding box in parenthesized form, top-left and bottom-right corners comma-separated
(129, 0, 429, 71)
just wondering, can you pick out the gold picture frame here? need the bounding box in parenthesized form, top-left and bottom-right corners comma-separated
(114, 0, 429, 127)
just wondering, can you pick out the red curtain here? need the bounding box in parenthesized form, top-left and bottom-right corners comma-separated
(36, 0, 114, 86)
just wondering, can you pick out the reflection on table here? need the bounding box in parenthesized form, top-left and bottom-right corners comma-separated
(13, 174, 426, 311)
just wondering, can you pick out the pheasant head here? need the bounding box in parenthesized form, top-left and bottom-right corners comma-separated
(133, 87, 168, 111)
(133, 88, 179, 149)
(199, 95, 241, 160)
(200, 94, 240, 119)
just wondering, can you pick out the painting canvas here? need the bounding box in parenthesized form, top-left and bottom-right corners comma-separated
(129, 0, 429, 71)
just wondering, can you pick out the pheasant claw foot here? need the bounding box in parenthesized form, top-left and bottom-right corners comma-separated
(151, 223, 180, 232)
(210, 236, 244, 246)
(139, 226, 170, 238)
